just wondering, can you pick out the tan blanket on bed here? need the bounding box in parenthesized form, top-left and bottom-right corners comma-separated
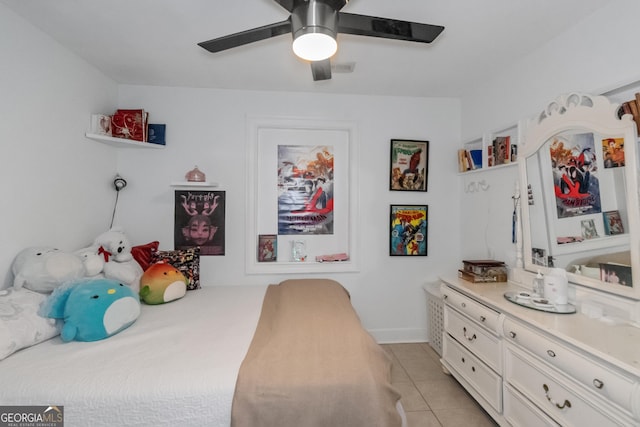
(231, 279, 402, 427)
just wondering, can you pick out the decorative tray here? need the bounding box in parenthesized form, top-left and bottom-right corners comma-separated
(504, 291, 576, 314)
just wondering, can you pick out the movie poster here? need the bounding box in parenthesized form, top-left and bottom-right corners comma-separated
(174, 190, 225, 255)
(277, 145, 334, 235)
(390, 205, 428, 256)
(549, 132, 601, 219)
(602, 137, 625, 168)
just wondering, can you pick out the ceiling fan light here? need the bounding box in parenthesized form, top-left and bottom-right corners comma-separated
(292, 31, 337, 61)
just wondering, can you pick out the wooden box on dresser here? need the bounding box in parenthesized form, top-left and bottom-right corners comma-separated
(439, 276, 640, 427)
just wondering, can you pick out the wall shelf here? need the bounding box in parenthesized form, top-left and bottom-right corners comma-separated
(170, 181, 219, 188)
(85, 133, 165, 149)
(458, 161, 518, 176)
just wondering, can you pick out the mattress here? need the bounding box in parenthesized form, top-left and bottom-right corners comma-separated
(0, 285, 268, 427)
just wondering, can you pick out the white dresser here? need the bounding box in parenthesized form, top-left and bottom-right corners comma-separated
(438, 276, 640, 427)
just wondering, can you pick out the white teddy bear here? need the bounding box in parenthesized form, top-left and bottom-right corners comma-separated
(93, 228, 142, 294)
(74, 246, 105, 278)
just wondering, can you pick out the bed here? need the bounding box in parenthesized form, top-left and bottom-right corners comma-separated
(0, 279, 404, 427)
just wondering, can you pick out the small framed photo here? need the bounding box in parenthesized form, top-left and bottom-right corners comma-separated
(603, 210, 624, 235)
(390, 205, 428, 256)
(581, 219, 599, 239)
(390, 139, 429, 191)
(601, 137, 625, 168)
(531, 247, 547, 266)
(257, 234, 277, 262)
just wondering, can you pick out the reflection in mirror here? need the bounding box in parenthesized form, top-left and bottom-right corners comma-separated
(520, 93, 640, 299)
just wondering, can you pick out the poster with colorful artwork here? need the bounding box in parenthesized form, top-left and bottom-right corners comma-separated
(389, 139, 428, 191)
(601, 137, 625, 168)
(277, 145, 334, 235)
(549, 132, 601, 218)
(390, 205, 428, 256)
(174, 190, 225, 255)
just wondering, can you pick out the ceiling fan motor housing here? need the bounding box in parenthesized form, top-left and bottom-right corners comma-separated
(291, 1, 338, 43)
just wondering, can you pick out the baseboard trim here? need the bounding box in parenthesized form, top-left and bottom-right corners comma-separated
(368, 328, 428, 344)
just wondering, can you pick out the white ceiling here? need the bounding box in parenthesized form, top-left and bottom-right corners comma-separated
(2, 0, 613, 97)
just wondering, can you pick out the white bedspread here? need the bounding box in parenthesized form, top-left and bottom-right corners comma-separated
(0, 285, 268, 427)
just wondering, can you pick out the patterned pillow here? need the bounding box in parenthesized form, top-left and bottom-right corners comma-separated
(151, 247, 200, 290)
(131, 241, 159, 271)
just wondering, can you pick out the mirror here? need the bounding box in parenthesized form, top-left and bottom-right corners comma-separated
(520, 93, 640, 299)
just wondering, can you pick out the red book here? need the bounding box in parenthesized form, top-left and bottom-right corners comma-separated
(111, 109, 147, 141)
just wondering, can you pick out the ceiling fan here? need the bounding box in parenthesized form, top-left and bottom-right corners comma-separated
(198, 0, 444, 81)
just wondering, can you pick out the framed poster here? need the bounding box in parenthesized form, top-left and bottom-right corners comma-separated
(390, 139, 429, 191)
(390, 205, 428, 256)
(174, 190, 225, 255)
(603, 210, 624, 235)
(257, 234, 277, 262)
(549, 132, 601, 218)
(246, 116, 359, 274)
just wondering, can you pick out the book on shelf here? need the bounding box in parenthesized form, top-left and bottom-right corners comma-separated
(469, 149, 482, 169)
(620, 94, 640, 134)
(457, 148, 482, 172)
(493, 136, 511, 165)
(457, 149, 468, 172)
(111, 109, 148, 142)
(147, 124, 166, 145)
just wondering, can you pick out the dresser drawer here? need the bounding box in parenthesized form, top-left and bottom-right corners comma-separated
(502, 316, 638, 416)
(503, 383, 560, 427)
(505, 344, 631, 426)
(441, 284, 500, 333)
(444, 306, 501, 372)
(443, 333, 502, 412)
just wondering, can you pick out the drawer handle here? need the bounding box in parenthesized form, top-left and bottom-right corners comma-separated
(509, 331, 517, 339)
(443, 295, 448, 300)
(547, 350, 556, 358)
(480, 315, 486, 322)
(461, 302, 466, 308)
(593, 379, 604, 389)
(543, 384, 572, 410)
(463, 327, 477, 342)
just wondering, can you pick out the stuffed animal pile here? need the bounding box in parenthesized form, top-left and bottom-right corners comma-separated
(8, 228, 143, 343)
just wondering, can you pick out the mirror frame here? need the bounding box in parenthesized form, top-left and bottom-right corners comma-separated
(519, 93, 640, 300)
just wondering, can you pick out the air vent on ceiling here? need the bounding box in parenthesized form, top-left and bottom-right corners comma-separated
(331, 62, 356, 73)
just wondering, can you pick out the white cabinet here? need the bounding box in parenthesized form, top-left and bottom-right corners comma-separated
(438, 276, 640, 427)
(440, 283, 506, 424)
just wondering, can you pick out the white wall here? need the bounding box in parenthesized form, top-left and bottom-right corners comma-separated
(458, 0, 640, 266)
(0, 4, 118, 288)
(114, 86, 461, 341)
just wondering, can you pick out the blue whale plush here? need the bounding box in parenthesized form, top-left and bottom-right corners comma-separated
(41, 278, 141, 342)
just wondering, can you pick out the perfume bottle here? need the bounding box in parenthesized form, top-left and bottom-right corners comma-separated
(532, 270, 545, 297)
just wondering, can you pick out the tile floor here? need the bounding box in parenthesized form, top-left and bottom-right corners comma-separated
(382, 342, 498, 427)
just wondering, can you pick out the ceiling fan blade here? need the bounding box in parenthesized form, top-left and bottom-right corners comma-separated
(198, 19, 291, 53)
(338, 12, 444, 43)
(311, 59, 332, 81)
